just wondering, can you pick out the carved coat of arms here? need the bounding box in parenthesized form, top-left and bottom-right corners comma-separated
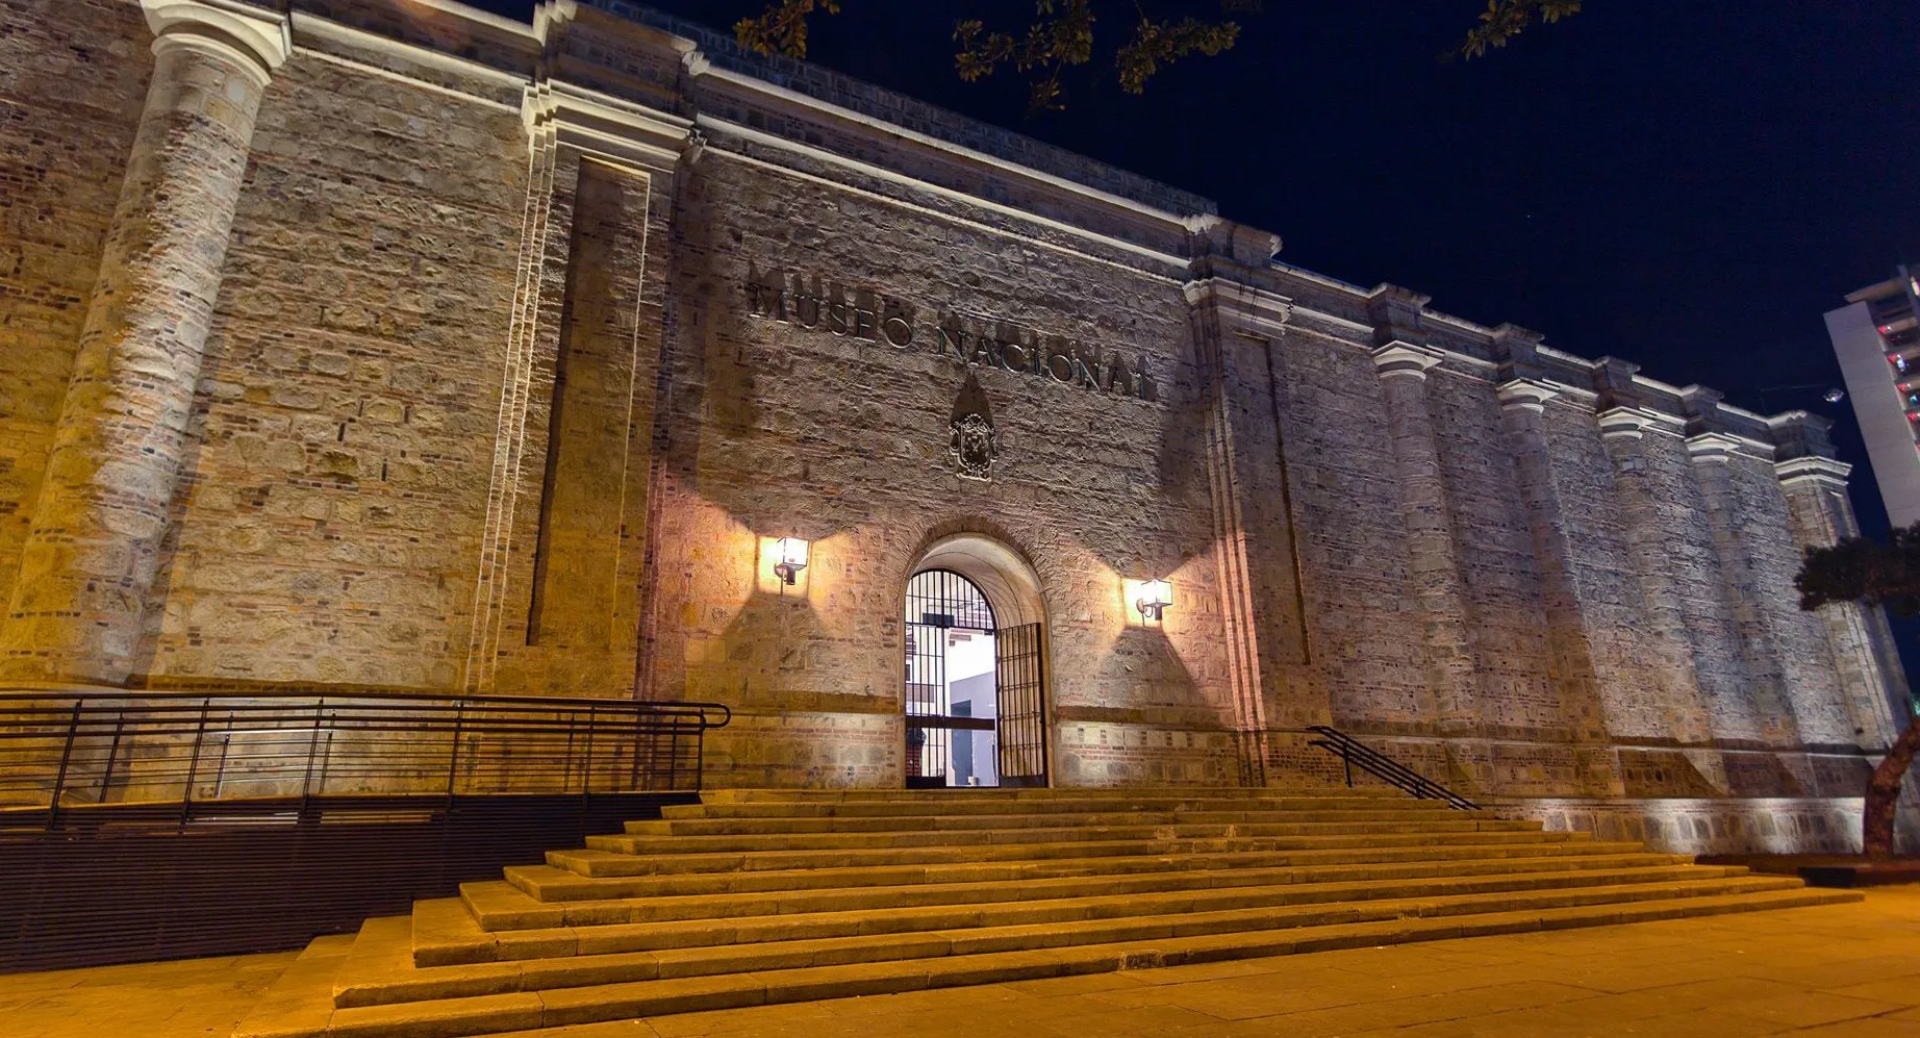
(949, 413, 996, 481)
(948, 372, 997, 481)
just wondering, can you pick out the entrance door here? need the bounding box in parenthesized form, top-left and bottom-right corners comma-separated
(994, 622, 1048, 786)
(903, 569, 1002, 788)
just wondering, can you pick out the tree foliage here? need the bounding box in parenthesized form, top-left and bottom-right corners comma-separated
(1796, 523, 1920, 860)
(1458, 0, 1583, 60)
(1795, 521, 1920, 618)
(733, 0, 841, 59)
(951, 1, 1242, 112)
(734, 1, 1580, 114)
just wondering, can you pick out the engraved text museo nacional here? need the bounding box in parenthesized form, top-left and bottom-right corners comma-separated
(746, 272, 1156, 400)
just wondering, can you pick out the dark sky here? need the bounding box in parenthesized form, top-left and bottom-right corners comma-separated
(483, 2, 1920, 521)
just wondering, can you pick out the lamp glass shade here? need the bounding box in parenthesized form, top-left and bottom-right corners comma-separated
(1140, 579, 1172, 611)
(776, 537, 810, 569)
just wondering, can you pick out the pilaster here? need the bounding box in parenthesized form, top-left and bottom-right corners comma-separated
(465, 78, 695, 695)
(1184, 279, 1321, 785)
(1372, 343, 1479, 738)
(1497, 380, 1623, 795)
(0, 0, 289, 686)
(1686, 433, 1802, 750)
(1775, 456, 1907, 749)
(1595, 409, 1721, 751)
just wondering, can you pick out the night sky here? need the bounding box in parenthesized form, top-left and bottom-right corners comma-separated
(479, 0, 1920, 649)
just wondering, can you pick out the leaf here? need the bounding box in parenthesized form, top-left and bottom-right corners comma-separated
(1115, 15, 1241, 95)
(735, 0, 842, 60)
(1457, 0, 1583, 62)
(1796, 520, 1920, 618)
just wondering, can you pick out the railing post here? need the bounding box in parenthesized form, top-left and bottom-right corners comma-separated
(300, 698, 325, 806)
(1342, 750, 1353, 789)
(98, 715, 126, 807)
(46, 700, 84, 833)
(179, 697, 211, 830)
(211, 709, 236, 798)
(581, 707, 597, 800)
(627, 715, 642, 794)
(666, 718, 679, 792)
(445, 703, 466, 803)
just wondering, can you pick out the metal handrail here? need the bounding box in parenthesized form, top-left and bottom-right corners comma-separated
(0, 692, 730, 831)
(1303, 725, 1479, 810)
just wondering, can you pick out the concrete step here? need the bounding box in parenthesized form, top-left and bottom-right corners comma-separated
(630, 806, 1491, 834)
(509, 836, 1643, 903)
(663, 791, 1442, 818)
(226, 787, 1859, 1038)
(457, 847, 1687, 935)
(697, 786, 1400, 803)
(595, 817, 1542, 854)
(559, 829, 1586, 878)
(341, 873, 1806, 1007)
(418, 862, 1744, 966)
(449, 849, 1688, 941)
(233, 885, 1860, 1037)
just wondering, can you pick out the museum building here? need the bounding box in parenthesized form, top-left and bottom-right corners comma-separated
(0, 0, 1909, 853)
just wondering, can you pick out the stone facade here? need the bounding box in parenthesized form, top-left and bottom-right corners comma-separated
(0, 0, 1908, 851)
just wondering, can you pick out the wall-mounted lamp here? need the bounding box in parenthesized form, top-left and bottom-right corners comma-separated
(1135, 579, 1173, 623)
(772, 537, 809, 586)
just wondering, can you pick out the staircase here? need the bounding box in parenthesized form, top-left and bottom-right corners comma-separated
(235, 787, 1859, 1037)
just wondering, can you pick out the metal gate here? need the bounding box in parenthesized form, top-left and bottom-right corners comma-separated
(994, 622, 1048, 786)
(903, 569, 1001, 789)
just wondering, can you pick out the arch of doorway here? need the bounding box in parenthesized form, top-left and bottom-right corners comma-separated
(908, 532, 1048, 630)
(902, 525, 1054, 788)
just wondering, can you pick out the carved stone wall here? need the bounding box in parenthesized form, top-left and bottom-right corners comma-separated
(0, 0, 1903, 843)
(642, 145, 1237, 786)
(139, 46, 526, 689)
(0, 0, 151, 626)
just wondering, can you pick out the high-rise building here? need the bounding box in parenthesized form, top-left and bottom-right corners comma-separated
(1828, 266, 1920, 527)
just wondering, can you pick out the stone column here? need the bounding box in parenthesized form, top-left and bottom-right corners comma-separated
(1372, 343, 1478, 734)
(1595, 409, 1717, 748)
(1776, 456, 1906, 749)
(0, 0, 289, 686)
(1498, 381, 1623, 794)
(1688, 434, 1803, 750)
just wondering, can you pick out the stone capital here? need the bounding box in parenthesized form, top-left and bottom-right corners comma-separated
(1685, 432, 1744, 464)
(142, 0, 291, 85)
(522, 81, 695, 169)
(1496, 378, 1559, 413)
(1371, 342, 1447, 380)
(1775, 455, 1853, 488)
(1596, 406, 1664, 440)
(1183, 278, 1294, 333)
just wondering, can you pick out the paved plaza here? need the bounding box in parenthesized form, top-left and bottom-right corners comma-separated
(5, 887, 1915, 1038)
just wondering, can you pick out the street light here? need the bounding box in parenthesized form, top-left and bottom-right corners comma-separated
(772, 537, 809, 586)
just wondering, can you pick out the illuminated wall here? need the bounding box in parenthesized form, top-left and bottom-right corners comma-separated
(0, 0, 1905, 848)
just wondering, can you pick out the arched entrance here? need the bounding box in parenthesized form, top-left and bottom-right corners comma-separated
(903, 536, 1049, 789)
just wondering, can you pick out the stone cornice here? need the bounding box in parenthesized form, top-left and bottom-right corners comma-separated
(697, 114, 1188, 277)
(1372, 342, 1447, 379)
(686, 60, 1203, 238)
(1775, 455, 1853, 487)
(143, 0, 291, 84)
